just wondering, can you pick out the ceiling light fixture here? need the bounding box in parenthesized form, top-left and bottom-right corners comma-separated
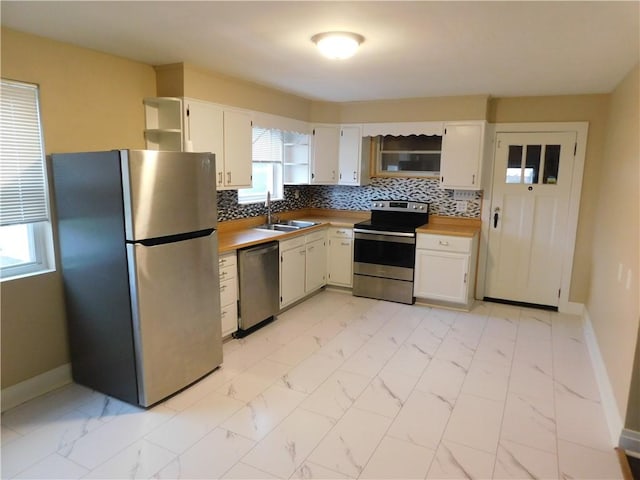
(311, 31, 365, 60)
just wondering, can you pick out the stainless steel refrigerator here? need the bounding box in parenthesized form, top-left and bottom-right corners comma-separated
(51, 149, 222, 407)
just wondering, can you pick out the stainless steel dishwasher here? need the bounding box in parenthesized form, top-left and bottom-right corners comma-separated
(236, 241, 280, 337)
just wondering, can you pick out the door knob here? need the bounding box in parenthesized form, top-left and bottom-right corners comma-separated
(493, 207, 500, 228)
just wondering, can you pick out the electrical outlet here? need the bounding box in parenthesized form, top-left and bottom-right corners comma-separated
(455, 200, 468, 212)
(453, 190, 476, 201)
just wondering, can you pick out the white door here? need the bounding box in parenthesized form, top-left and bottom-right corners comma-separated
(485, 131, 576, 307)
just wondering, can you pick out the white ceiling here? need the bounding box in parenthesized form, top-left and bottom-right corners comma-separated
(1, 1, 639, 102)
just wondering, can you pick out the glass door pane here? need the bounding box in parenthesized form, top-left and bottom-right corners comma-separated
(506, 145, 523, 183)
(543, 144, 561, 184)
(524, 145, 541, 184)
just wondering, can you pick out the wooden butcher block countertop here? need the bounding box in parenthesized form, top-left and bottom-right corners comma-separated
(217, 208, 369, 253)
(218, 208, 481, 253)
(416, 215, 481, 238)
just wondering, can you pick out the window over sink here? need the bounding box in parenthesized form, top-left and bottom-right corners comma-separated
(238, 126, 309, 204)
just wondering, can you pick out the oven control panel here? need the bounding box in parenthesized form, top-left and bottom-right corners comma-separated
(370, 200, 429, 212)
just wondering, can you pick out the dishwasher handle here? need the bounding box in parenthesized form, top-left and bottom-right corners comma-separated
(240, 242, 279, 257)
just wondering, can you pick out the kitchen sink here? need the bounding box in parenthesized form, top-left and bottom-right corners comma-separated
(275, 220, 318, 228)
(253, 220, 319, 232)
(254, 224, 300, 232)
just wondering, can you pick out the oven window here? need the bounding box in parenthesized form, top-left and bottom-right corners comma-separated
(354, 236, 415, 269)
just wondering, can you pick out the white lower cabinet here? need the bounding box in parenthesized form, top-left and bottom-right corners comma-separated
(280, 236, 307, 308)
(218, 251, 238, 337)
(327, 227, 353, 287)
(414, 232, 478, 308)
(279, 229, 327, 309)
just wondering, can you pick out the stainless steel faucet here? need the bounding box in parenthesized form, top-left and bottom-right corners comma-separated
(266, 191, 272, 225)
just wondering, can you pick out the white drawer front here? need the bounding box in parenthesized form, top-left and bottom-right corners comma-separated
(221, 301, 238, 337)
(280, 235, 305, 251)
(219, 264, 236, 281)
(417, 234, 472, 253)
(219, 277, 237, 306)
(219, 252, 237, 269)
(305, 229, 326, 244)
(329, 227, 353, 239)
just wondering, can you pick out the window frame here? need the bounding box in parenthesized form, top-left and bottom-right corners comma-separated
(0, 78, 55, 281)
(238, 126, 286, 205)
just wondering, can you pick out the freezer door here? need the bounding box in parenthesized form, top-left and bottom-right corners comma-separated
(127, 231, 222, 406)
(121, 150, 217, 241)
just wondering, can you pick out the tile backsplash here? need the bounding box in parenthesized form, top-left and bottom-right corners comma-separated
(217, 177, 482, 222)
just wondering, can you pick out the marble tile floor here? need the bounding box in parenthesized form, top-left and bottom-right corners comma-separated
(1, 290, 623, 479)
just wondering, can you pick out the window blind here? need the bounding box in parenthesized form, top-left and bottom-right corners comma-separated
(0, 79, 49, 226)
(252, 127, 283, 163)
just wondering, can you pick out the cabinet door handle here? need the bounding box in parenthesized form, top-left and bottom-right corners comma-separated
(221, 310, 227, 316)
(220, 285, 227, 292)
(299, 250, 306, 256)
(464, 273, 467, 283)
(341, 242, 350, 246)
(353, 171, 357, 180)
(218, 172, 223, 185)
(227, 172, 232, 184)
(308, 246, 314, 252)
(472, 174, 475, 185)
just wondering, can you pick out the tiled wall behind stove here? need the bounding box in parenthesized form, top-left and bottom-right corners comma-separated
(217, 177, 481, 222)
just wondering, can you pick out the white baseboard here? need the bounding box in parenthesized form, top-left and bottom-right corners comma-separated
(1, 363, 72, 412)
(582, 309, 624, 446)
(561, 301, 584, 315)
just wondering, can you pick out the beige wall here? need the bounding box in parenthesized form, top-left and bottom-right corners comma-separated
(0, 28, 156, 388)
(585, 65, 640, 421)
(488, 94, 610, 303)
(338, 95, 490, 123)
(156, 62, 312, 121)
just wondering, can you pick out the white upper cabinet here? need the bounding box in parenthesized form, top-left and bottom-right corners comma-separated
(310, 125, 339, 184)
(440, 121, 486, 190)
(184, 98, 223, 156)
(184, 98, 251, 190)
(338, 125, 369, 186)
(222, 109, 252, 189)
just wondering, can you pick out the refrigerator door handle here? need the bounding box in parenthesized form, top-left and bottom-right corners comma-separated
(134, 228, 215, 247)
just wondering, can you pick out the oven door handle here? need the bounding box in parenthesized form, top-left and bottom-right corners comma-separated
(354, 230, 416, 244)
(353, 228, 415, 238)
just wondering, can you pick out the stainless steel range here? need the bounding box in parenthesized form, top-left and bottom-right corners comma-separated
(353, 200, 429, 304)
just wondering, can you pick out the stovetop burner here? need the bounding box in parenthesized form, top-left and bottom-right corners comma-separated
(355, 200, 429, 234)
